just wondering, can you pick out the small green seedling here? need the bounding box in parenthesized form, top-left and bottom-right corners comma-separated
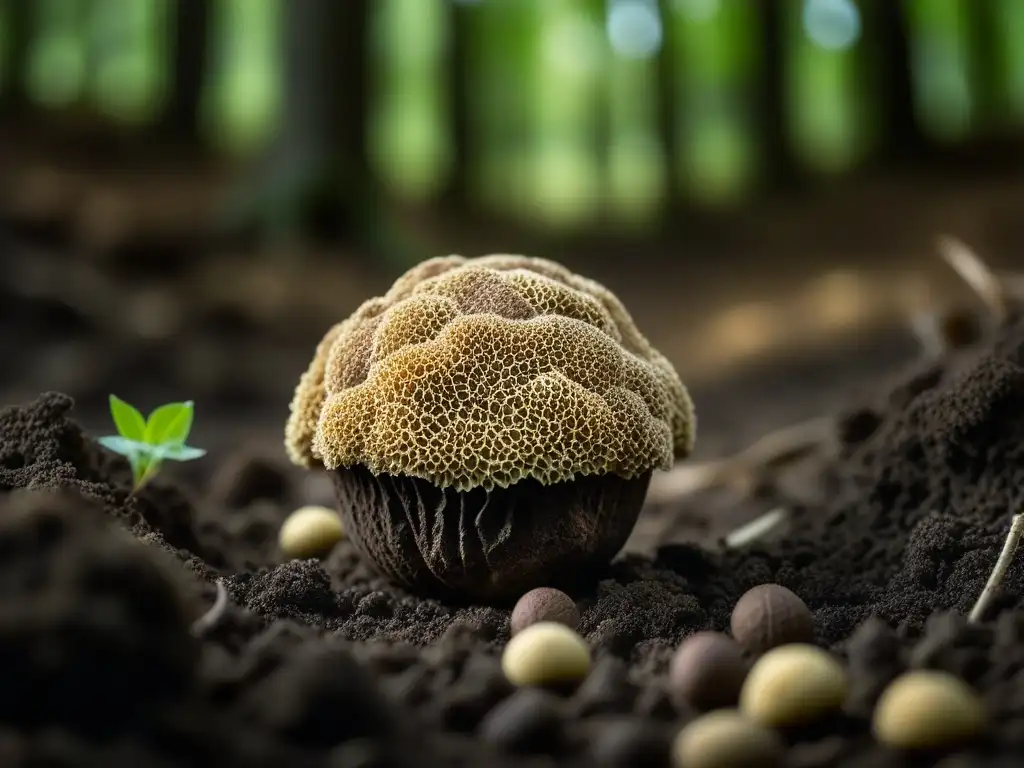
(97, 395, 206, 492)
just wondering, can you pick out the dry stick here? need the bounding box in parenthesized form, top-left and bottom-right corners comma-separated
(908, 311, 949, 359)
(190, 578, 228, 636)
(646, 417, 833, 504)
(968, 513, 1024, 623)
(936, 234, 1008, 325)
(725, 507, 789, 549)
(645, 458, 731, 502)
(908, 237, 1009, 358)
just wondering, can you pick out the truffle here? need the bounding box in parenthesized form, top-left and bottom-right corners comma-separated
(669, 631, 748, 711)
(730, 584, 814, 654)
(285, 255, 694, 599)
(510, 587, 580, 634)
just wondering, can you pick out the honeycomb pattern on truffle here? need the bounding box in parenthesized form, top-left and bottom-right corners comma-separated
(285, 255, 695, 490)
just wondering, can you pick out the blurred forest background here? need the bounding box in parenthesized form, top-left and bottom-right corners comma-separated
(1, 0, 1024, 486)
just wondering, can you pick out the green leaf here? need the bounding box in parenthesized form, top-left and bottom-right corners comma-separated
(98, 435, 154, 489)
(108, 395, 146, 441)
(144, 401, 194, 445)
(153, 443, 207, 462)
(97, 435, 149, 458)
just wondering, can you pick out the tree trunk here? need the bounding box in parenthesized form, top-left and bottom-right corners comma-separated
(870, 0, 926, 163)
(753, 0, 799, 190)
(965, 0, 1000, 132)
(441, 0, 471, 207)
(158, 0, 209, 143)
(655, 0, 678, 209)
(279, 0, 367, 178)
(228, 0, 376, 245)
(0, 0, 32, 114)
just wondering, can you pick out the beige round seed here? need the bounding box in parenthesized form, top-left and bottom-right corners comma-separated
(672, 710, 785, 768)
(872, 670, 986, 749)
(501, 621, 590, 687)
(278, 505, 345, 559)
(739, 643, 847, 727)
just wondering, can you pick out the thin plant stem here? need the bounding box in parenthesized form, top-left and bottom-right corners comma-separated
(968, 513, 1024, 623)
(131, 460, 162, 495)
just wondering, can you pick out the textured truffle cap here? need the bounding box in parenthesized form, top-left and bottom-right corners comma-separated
(285, 254, 695, 491)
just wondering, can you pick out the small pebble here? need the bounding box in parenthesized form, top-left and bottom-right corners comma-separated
(587, 718, 672, 767)
(634, 684, 678, 719)
(671, 709, 785, 768)
(669, 631, 748, 710)
(478, 688, 564, 754)
(935, 307, 984, 350)
(278, 505, 345, 559)
(872, 670, 986, 750)
(501, 622, 590, 688)
(572, 655, 635, 716)
(739, 644, 847, 727)
(731, 584, 815, 654)
(510, 587, 580, 634)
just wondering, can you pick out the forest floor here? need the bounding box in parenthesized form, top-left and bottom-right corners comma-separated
(4, 134, 1024, 766)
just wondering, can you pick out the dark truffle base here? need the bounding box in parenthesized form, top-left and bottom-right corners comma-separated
(331, 465, 652, 601)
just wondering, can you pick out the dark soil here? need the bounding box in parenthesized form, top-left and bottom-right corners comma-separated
(5, 224, 1024, 766)
(4, 313, 1024, 767)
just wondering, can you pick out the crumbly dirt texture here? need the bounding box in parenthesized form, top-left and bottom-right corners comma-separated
(6, 315, 1024, 765)
(285, 254, 694, 490)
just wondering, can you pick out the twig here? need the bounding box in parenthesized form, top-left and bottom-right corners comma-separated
(645, 459, 731, 503)
(968, 513, 1024, 623)
(936, 235, 1008, 325)
(742, 417, 834, 471)
(908, 312, 947, 359)
(191, 578, 229, 636)
(646, 417, 833, 504)
(725, 507, 789, 549)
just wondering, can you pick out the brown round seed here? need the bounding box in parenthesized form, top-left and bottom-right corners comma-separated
(669, 631, 748, 711)
(671, 710, 784, 768)
(739, 643, 847, 727)
(872, 670, 986, 750)
(278, 505, 345, 560)
(730, 583, 814, 654)
(510, 587, 580, 635)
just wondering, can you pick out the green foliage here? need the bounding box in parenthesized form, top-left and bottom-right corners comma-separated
(12, 0, 1024, 232)
(97, 394, 206, 492)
